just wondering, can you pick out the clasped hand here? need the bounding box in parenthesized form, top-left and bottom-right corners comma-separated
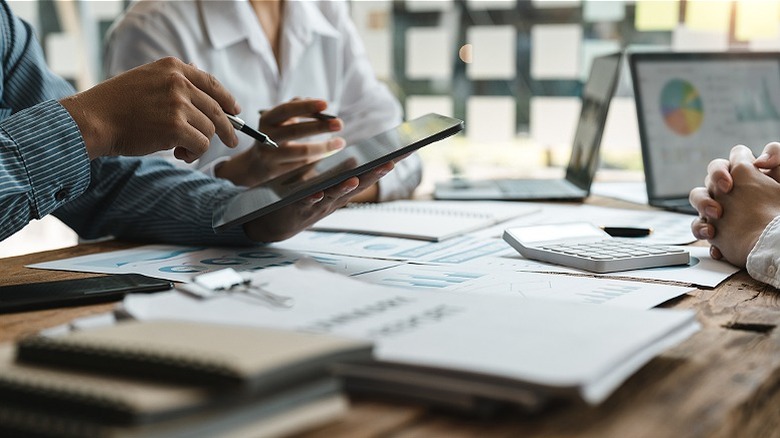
(689, 143, 780, 267)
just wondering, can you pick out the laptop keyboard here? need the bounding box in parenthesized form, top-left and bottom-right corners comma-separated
(496, 179, 584, 197)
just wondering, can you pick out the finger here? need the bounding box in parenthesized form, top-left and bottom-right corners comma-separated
(180, 61, 240, 114)
(355, 162, 395, 190)
(304, 191, 326, 205)
(261, 99, 328, 125)
(705, 158, 732, 195)
(270, 138, 345, 163)
(691, 216, 715, 240)
(188, 86, 239, 148)
(763, 166, 780, 183)
(171, 121, 210, 162)
(321, 177, 360, 202)
(710, 245, 723, 260)
(754, 142, 780, 168)
(265, 119, 342, 141)
(689, 187, 721, 220)
(729, 144, 757, 165)
(729, 144, 761, 181)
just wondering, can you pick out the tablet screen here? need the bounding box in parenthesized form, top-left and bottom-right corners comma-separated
(213, 113, 464, 231)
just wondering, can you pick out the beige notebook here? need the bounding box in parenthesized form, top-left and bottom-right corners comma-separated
(17, 320, 373, 391)
(0, 342, 346, 436)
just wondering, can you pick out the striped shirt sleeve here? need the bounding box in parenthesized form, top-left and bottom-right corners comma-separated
(0, 2, 91, 241)
(54, 157, 252, 246)
(0, 1, 253, 246)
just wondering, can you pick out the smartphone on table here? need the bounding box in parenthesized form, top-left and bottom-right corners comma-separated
(0, 274, 173, 313)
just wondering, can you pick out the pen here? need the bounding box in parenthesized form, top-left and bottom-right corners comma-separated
(601, 226, 653, 238)
(225, 113, 278, 148)
(308, 112, 337, 121)
(258, 109, 336, 121)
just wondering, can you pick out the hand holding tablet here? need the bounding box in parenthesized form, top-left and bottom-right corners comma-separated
(213, 113, 464, 233)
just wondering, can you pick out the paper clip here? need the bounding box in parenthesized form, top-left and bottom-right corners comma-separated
(178, 268, 294, 308)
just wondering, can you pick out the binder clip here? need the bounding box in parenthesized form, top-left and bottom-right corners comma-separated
(177, 268, 294, 308)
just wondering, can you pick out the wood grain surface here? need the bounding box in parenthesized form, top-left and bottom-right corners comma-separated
(2, 238, 779, 438)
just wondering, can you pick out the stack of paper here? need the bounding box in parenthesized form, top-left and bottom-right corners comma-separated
(310, 200, 539, 241)
(122, 262, 699, 411)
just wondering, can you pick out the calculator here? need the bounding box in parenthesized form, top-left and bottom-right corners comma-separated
(502, 222, 690, 273)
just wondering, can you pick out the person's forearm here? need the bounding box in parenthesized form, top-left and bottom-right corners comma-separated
(0, 101, 91, 240)
(54, 157, 253, 246)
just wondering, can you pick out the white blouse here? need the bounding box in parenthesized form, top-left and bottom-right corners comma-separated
(104, 0, 421, 201)
(747, 215, 780, 289)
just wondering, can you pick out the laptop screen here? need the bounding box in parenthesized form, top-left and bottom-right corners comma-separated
(565, 53, 622, 189)
(630, 52, 780, 202)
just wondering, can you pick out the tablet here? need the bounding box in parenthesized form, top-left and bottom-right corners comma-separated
(213, 113, 464, 231)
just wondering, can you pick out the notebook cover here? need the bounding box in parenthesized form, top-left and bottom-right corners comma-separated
(17, 320, 373, 393)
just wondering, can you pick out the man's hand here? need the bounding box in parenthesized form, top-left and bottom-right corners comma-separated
(242, 162, 394, 242)
(216, 99, 345, 186)
(60, 57, 240, 162)
(690, 145, 780, 267)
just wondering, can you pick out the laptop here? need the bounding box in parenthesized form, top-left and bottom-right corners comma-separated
(434, 52, 622, 201)
(630, 51, 780, 215)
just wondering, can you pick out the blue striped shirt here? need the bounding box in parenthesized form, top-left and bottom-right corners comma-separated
(0, 2, 251, 245)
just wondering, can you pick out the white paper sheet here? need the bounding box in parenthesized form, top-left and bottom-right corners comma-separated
(600, 246, 738, 287)
(29, 245, 402, 283)
(122, 263, 699, 405)
(354, 263, 694, 309)
(471, 245, 738, 288)
(272, 232, 515, 265)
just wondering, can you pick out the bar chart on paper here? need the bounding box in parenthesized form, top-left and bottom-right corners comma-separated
(355, 264, 693, 309)
(368, 271, 485, 289)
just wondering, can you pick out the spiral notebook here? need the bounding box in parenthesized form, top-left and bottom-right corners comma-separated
(309, 200, 539, 241)
(3, 321, 370, 435)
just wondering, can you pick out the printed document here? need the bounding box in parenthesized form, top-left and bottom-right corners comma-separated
(122, 262, 699, 405)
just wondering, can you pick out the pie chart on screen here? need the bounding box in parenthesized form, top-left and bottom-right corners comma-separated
(660, 79, 703, 136)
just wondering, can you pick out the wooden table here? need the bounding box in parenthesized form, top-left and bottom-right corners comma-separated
(3, 239, 780, 438)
